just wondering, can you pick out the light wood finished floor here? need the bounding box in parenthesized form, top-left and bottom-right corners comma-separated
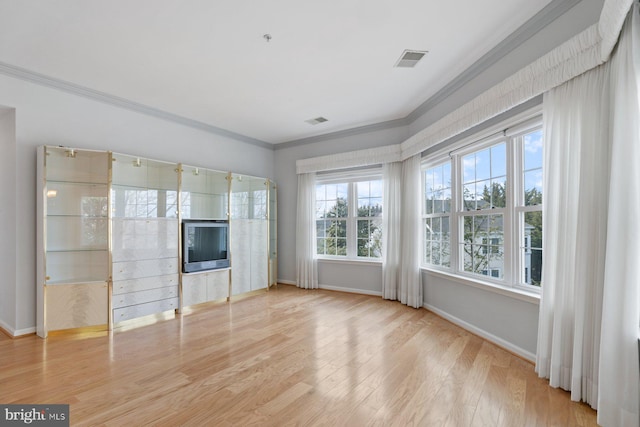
(1, 285, 597, 426)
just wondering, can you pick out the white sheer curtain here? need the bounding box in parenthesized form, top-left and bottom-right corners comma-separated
(296, 172, 318, 289)
(536, 5, 640, 425)
(398, 154, 422, 308)
(382, 162, 402, 300)
(598, 4, 640, 425)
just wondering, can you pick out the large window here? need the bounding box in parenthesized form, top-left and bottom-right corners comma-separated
(316, 172, 382, 260)
(422, 120, 543, 291)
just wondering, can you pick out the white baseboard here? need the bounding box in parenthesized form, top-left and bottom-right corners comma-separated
(278, 280, 382, 297)
(0, 318, 35, 337)
(423, 303, 535, 363)
(319, 284, 382, 297)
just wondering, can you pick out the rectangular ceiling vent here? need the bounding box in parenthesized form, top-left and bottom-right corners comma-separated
(394, 50, 428, 68)
(305, 116, 328, 125)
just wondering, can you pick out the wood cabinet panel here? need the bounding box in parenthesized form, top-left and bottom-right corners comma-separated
(45, 282, 108, 331)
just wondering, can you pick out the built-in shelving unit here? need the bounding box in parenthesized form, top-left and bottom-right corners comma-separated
(37, 146, 110, 338)
(111, 154, 180, 324)
(180, 165, 231, 308)
(230, 174, 268, 296)
(36, 145, 277, 338)
(268, 180, 277, 288)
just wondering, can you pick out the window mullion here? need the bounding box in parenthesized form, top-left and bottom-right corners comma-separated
(348, 182, 357, 258)
(451, 155, 460, 274)
(504, 136, 517, 286)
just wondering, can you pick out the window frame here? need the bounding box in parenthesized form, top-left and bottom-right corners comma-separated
(315, 168, 383, 262)
(421, 115, 543, 294)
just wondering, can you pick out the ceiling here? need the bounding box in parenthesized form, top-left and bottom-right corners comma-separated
(0, 0, 554, 144)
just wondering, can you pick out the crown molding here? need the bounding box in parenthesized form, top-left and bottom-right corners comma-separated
(0, 61, 273, 150)
(274, 117, 408, 150)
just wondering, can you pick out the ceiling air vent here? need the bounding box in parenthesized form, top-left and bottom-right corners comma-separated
(394, 50, 428, 68)
(305, 117, 329, 125)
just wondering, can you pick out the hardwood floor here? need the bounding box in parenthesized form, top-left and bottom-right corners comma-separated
(1, 285, 597, 426)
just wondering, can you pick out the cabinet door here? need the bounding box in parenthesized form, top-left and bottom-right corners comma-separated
(207, 270, 229, 301)
(182, 273, 207, 306)
(45, 282, 108, 331)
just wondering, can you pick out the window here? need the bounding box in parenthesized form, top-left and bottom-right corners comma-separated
(519, 129, 543, 286)
(316, 171, 382, 260)
(423, 163, 451, 267)
(422, 118, 543, 291)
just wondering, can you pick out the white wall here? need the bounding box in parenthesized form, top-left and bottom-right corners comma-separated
(0, 74, 274, 335)
(0, 107, 16, 334)
(273, 0, 603, 357)
(423, 272, 539, 359)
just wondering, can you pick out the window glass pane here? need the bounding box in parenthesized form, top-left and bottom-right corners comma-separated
(476, 180, 490, 209)
(443, 163, 451, 187)
(325, 184, 337, 200)
(524, 130, 543, 170)
(357, 238, 368, 257)
(461, 214, 504, 278)
(315, 201, 326, 219)
(474, 149, 490, 181)
(357, 181, 369, 198)
(442, 217, 451, 267)
(490, 179, 506, 208)
(370, 218, 382, 258)
(491, 144, 507, 177)
(424, 218, 432, 242)
(524, 170, 543, 206)
(317, 238, 326, 255)
(462, 142, 506, 212)
(334, 199, 348, 218)
(442, 188, 452, 213)
(523, 211, 543, 286)
(463, 154, 475, 183)
(337, 238, 347, 256)
(357, 219, 369, 239)
(357, 180, 382, 218)
(370, 197, 382, 217)
(425, 196, 433, 215)
(316, 220, 326, 238)
(464, 184, 476, 211)
(462, 244, 474, 273)
(337, 183, 348, 199)
(424, 240, 432, 265)
(431, 241, 441, 265)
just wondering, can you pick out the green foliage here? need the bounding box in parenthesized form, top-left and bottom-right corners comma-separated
(317, 197, 382, 258)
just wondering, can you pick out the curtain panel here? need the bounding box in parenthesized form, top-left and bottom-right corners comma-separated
(536, 5, 640, 426)
(296, 172, 318, 289)
(597, 4, 640, 425)
(382, 162, 402, 301)
(398, 154, 423, 308)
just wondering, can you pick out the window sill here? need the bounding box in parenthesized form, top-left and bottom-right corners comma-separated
(317, 257, 382, 267)
(421, 267, 540, 305)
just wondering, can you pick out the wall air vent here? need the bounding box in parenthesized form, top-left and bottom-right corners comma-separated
(305, 117, 329, 125)
(394, 50, 428, 68)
